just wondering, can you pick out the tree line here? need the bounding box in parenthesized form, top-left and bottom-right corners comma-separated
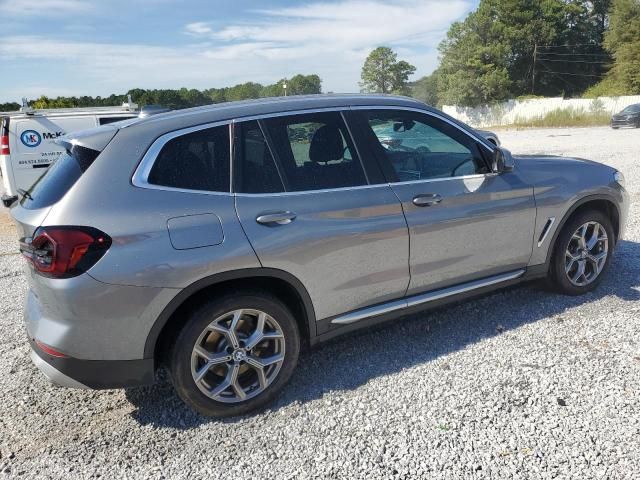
(0, 74, 322, 112)
(360, 0, 640, 107)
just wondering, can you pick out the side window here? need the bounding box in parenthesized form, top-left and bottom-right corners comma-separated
(363, 110, 489, 182)
(237, 120, 284, 194)
(262, 112, 367, 192)
(148, 125, 230, 192)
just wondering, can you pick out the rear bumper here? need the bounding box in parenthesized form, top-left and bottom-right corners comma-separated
(29, 337, 155, 389)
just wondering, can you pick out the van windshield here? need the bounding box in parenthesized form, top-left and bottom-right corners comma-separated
(20, 144, 100, 210)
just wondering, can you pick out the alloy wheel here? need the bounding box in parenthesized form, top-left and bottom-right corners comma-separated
(564, 221, 608, 287)
(190, 309, 285, 403)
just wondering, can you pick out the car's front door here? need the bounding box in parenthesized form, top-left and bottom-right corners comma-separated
(353, 108, 536, 295)
(233, 112, 409, 322)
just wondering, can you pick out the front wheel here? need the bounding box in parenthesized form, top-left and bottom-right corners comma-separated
(168, 293, 300, 417)
(548, 210, 614, 295)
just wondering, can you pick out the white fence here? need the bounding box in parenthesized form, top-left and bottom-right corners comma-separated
(442, 95, 640, 128)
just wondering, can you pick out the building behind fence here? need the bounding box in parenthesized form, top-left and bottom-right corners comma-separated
(442, 95, 640, 128)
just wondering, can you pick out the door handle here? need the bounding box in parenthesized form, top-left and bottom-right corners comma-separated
(256, 211, 297, 225)
(412, 194, 442, 207)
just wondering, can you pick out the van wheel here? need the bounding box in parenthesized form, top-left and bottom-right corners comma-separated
(549, 210, 614, 296)
(168, 293, 300, 417)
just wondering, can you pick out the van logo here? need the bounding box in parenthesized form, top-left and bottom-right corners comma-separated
(43, 131, 65, 140)
(20, 130, 42, 148)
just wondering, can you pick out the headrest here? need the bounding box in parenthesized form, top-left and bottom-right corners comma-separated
(309, 124, 344, 163)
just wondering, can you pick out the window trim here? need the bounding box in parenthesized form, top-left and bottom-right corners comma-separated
(132, 120, 233, 195)
(232, 119, 288, 194)
(132, 105, 496, 195)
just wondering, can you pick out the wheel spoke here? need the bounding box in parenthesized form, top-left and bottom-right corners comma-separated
(244, 311, 266, 350)
(209, 378, 231, 399)
(194, 362, 212, 382)
(588, 251, 607, 272)
(586, 223, 600, 250)
(247, 353, 284, 369)
(193, 345, 230, 364)
(571, 259, 586, 283)
(227, 310, 243, 348)
(254, 365, 267, 389)
(228, 363, 246, 400)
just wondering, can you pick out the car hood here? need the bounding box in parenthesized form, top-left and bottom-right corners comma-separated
(514, 154, 605, 168)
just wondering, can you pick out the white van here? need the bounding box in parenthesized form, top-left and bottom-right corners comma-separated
(1, 102, 139, 207)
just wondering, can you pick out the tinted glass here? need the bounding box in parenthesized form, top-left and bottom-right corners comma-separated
(98, 116, 134, 125)
(622, 104, 640, 113)
(20, 145, 100, 210)
(237, 121, 284, 194)
(363, 110, 488, 182)
(148, 125, 230, 192)
(262, 112, 367, 192)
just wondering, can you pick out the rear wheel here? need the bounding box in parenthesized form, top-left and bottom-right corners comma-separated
(549, 210, 614, 295)
(168, 293, 300, 417)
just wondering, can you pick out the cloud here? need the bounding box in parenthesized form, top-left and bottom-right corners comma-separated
(196, 0, 470, 50)
(0, 0, 90, 16)
(184, 22, 214, 36)
(0, 0, 472, 101)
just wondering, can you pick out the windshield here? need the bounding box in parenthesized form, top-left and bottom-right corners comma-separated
(622, 104, 640, 113)
(20, 144, 100, 210)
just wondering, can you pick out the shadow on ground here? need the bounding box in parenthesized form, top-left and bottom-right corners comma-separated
(125, 239, 640, 428)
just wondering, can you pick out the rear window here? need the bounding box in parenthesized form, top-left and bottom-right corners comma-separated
(20, 145, 100, 210)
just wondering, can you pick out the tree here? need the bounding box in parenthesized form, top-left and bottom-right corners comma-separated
(435, 0, 613, 106)
(16, 73, 324, 110)
(360, 47, 416, 94)
(286, 74, 322, 95)
(600, 0, 640, 94)
(0, 102, 20, 112)
(411, 71, 441, 106)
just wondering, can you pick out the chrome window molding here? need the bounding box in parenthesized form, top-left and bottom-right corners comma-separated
(131, 104, 497, 196)
(131, 120, 233, 195)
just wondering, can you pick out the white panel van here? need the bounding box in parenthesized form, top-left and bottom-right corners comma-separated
(1, 104, 139, 207)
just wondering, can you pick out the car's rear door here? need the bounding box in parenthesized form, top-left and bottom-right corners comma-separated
(352, 107, 536, 295)
(233, 111, 409, 323)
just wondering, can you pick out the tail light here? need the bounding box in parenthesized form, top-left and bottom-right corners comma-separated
(0, 135, 9, 155)
(20, 226, 111, 278)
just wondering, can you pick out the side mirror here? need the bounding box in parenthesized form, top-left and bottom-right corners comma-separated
(491, 147, 515, 173)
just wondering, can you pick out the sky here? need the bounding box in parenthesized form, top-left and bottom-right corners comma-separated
(0, 0, 478, 103)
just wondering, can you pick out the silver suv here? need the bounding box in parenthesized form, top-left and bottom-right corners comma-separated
(12, 95, 629, 416)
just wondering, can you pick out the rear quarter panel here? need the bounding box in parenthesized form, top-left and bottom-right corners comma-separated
(42, 124, 261, 289)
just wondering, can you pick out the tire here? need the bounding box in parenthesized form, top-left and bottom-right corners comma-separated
(168, 292, 300, 417)
(548, 210, 614, 296)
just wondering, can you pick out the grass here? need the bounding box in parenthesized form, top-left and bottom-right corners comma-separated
(509, 106, 610, 128)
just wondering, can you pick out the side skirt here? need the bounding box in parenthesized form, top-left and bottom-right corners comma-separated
(312, 268, 543, 345)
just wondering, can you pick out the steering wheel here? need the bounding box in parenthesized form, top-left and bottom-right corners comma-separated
(415, 146, 431, 153)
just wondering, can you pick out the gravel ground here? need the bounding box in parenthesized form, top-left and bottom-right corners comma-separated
(0, 126, 639, 479)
